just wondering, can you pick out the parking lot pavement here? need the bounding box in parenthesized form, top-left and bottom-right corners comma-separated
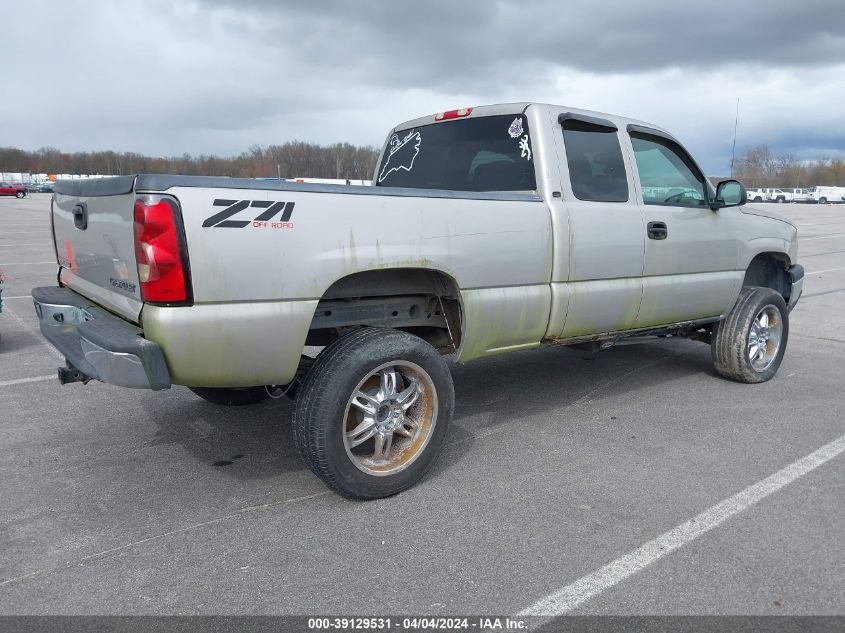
(0, 197, 843, 615)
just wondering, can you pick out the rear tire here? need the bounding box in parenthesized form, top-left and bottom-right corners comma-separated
(294, 327, 454, 499)
(711, 287, 789, 384)
(189, 386, 269, 405)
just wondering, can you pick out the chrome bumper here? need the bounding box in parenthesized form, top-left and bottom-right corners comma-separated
(32, 286, 171, 390)
(787, 264, 804, 312)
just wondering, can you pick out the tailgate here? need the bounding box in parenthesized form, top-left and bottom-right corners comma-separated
(52, 176, 142, 323)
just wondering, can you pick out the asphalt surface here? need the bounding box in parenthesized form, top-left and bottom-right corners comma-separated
(1, 194, 843, 615)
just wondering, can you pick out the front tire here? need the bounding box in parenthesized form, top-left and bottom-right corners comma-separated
(189, 386, 269, 405)
(294, 327, 454, 499)
(712, 287, 789, 383)
(15, 191, 25, 198)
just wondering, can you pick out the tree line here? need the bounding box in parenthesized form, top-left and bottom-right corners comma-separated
(2, 141, 843, 188)
(733, 146, 845, 188)
(0, 142, 381, 180)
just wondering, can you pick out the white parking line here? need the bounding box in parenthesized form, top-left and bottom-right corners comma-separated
(0, 376, 55, 388)
(517, 432, 845, 617)
(0, 261, 55, 266)
(806, 266, 845, 275)
(1, 303, 64, 361)
(0, 243, 53, 247)
(2, 295, 32, 300)
(801, 233, 845, 241)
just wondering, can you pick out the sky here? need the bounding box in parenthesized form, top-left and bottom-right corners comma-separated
(3, 0, 845, 174)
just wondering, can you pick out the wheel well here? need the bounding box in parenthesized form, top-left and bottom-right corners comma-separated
(305, 268, 463, 354)
(743, 253, 791, 300)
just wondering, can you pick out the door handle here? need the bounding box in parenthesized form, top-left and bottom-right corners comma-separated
(72, 203, 88, 230)
(647, 221, 667, 240)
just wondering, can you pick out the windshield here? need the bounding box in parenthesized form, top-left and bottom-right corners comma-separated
(375, 114, 536, 192)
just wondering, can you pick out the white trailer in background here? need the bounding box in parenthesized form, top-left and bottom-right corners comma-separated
(811, 186, 845, 204)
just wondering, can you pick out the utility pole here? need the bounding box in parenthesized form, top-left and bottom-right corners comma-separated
(277, 164, 281, 181)
(730, 97, 740, 178)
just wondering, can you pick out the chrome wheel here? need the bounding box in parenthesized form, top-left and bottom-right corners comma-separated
(747, 304, 783, 371)
(342, 360, 437, 476)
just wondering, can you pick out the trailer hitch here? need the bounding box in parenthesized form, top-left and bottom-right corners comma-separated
(57, 363, 92, 385)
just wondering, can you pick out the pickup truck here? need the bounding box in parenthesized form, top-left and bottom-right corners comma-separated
(33, 103, 804, 499)
(789, 188, 813, 203)
(745, 188, 765, 203)
(763, 188, 792, 203)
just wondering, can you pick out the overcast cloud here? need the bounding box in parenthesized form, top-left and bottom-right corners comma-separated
(3, 0, 845, 173)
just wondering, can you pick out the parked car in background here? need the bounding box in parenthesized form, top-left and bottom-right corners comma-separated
(0, 182, 27, 198)
(810, 186, 845, 204)
(25, 182, 55, 194)
(746, 188, 765, 202)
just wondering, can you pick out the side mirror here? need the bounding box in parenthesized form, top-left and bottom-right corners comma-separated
(711, 179, 746, 210)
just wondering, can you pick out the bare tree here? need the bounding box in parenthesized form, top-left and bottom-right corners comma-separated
(734, 145, 845, 188)
(0, 141, 380, 180)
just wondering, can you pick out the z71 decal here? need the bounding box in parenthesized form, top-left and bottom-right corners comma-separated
(202, 199, 295, 229)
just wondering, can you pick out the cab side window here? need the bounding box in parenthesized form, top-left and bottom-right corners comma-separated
(630, 133, 708, 208)
(562, 120, 629, 202)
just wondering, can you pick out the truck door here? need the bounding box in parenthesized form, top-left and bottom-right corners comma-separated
(625, 126, 741, 328)
(545, 112, 645, 339)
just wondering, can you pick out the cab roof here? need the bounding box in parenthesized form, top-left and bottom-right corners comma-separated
(391, 102, 671, 137)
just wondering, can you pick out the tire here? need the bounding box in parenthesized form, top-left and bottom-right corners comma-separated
(752, 196, 763, 202)
(820, 197, 828, 204)
(15, 191, 25, 198)
(711, 287, 789, 384)
(189, 386, 269, 405)
(776, 197, 785, 203)
(294, 327, 454, 499)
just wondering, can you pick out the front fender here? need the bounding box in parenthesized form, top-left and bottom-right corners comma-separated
(740, 235, 795, 270)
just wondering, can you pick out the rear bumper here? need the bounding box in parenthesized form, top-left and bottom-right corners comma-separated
(32, 286, 171, 390)
(787, 264, 804, 312)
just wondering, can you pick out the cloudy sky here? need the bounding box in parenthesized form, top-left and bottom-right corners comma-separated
(4, 0, 845, 174)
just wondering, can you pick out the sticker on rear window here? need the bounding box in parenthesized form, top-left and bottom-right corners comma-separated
(508, 117, 524, 138)
(378, 130, 422, 183)
(519, 135, 532, 161)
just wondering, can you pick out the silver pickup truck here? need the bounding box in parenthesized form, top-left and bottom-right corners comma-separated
(33, 102, 803, 499)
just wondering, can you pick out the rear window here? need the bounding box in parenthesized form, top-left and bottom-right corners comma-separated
(375, 114, 536, 192)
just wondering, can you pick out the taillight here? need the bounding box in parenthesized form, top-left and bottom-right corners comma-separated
(434, 107, 473, 121)
(133, 196, 191, 304)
